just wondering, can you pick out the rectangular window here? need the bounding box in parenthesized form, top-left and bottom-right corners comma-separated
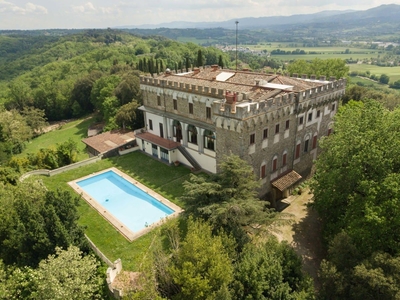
(159, 123, 164, 138)
(317, 110, 321, 118)
(312, 135, 318, 149)
(328, 128, 332, 136)
(275, 124, 280, 135)
(308, 112, 312, 122)
(332, 104, 336, 111)
(261, 165, 266, 179)
(189, 103, 193, 114)
(250, 133, 255, 145)
(157, 95, 161, 106)
(263, 128, 268, 139)
(173, 99, 177, 110)
(299, 116, 304, 125)
(272, 158, 277, 172)
(206, 107, 211, 119)
(282, 153, 287, 166)
(304, 139, 309, 152)
(149, 119, 153, 130)
(285, 120, 290, 130)
(295, 143, 301, 159)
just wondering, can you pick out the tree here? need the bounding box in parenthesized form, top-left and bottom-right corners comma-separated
(218, 55, 224, 69)
(0, 247, 103, 300)
(182, 154, 278, 248)
(70, 71, 103, 114)
(287, 58, 349, 80)
(312, 100, 400, 256)
(197, 49, 203, 67)
(185, 57, 190, 72)
(0, 109, 33, 154)
(5, 80, 34, 111)
(56, 138, 79, 166)
(312, 99, 400, 298)
(114, 73, 141, 106)
(115, 101, 139, 129)
(90, 74, 120, 116)
(20, 107, 48, 136)
(0, 182, 89, 267)
(155, 218, 234, 300)
(232, 238, 314, 299)
(379, 73, 390, 84)
(33, 246, 103, 300)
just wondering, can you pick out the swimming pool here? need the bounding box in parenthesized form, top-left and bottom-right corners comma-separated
(69, 168, 182, 241)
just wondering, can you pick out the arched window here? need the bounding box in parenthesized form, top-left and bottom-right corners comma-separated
(204, 130, 215, 151)
(272, 155, 278, 172)
(188, 125, 198, 144)
(260, 163, 266, 179)
(173, 120, 182, 143)
(282, 150, 287, 166)
(304, 134, 310, 153)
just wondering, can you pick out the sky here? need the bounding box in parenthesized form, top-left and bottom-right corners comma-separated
(1, 0, 400, 30)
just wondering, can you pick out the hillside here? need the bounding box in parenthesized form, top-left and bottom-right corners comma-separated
(0, 29, 229, 123)
(125, 4, 400, 43)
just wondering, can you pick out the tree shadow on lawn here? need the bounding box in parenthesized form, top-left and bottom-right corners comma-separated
(290, 204, 326, 291)
(72, 116, 95, 138)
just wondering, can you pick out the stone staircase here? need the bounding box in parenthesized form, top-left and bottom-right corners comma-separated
(177, 145, 202, 171)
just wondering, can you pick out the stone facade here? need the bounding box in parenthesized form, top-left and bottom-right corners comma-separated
(138, 67, 346, 201)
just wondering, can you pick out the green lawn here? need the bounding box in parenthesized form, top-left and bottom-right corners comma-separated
(40, 151, 192, 271)
(20, 116, 94, 161)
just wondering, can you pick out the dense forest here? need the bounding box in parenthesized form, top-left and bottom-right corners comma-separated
(1, 29, 400, 299)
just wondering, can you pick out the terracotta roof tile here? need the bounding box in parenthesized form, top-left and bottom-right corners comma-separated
(135, 132, 180, 150)
(82, 130, 135, 153)
(271, 170, 302, 191)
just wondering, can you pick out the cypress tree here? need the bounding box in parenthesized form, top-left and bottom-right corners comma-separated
(185, 57, 190, 72)
(197, 49, 203, 67)
(160, 60, 164, 73)
(218, 55, 224, 69)
(155, 59, 159, 74)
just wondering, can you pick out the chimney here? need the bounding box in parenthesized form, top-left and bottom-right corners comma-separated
(225, 91, 237, 104)
(211, 64, 219, 71)
(255, 79, 260, 86)
(193, 67, 200, 75)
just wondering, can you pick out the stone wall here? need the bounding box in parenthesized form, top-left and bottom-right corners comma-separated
(20, 155, 103, 181)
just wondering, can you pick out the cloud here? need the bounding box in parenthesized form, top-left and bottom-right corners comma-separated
(71, 2, 120, 15)
(0, 1, 47, 14)
(72, 2, 96, 14)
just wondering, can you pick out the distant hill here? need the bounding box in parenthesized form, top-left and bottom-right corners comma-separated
(119, 4, 400, 44)
(119, 4, 400, 33)
(120, 10, 354, 30)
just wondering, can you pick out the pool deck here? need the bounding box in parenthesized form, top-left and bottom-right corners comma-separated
(68, 167, 183, 242)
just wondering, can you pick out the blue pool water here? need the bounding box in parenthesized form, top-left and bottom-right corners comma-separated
(77, 170, 174, 232)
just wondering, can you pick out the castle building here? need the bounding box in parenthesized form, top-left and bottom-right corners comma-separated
(137, 66, 346, 203)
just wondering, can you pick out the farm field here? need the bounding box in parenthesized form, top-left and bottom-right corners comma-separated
(348, 64, 400, 82)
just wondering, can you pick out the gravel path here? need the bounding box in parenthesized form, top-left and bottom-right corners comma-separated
(273, 189, 325, 290)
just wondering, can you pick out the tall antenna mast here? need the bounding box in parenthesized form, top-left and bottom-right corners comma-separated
(235, 20, 239, 72)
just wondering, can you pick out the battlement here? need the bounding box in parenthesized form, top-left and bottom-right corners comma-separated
(140, 73, 346, 108)
(140, 75, 249, 101)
